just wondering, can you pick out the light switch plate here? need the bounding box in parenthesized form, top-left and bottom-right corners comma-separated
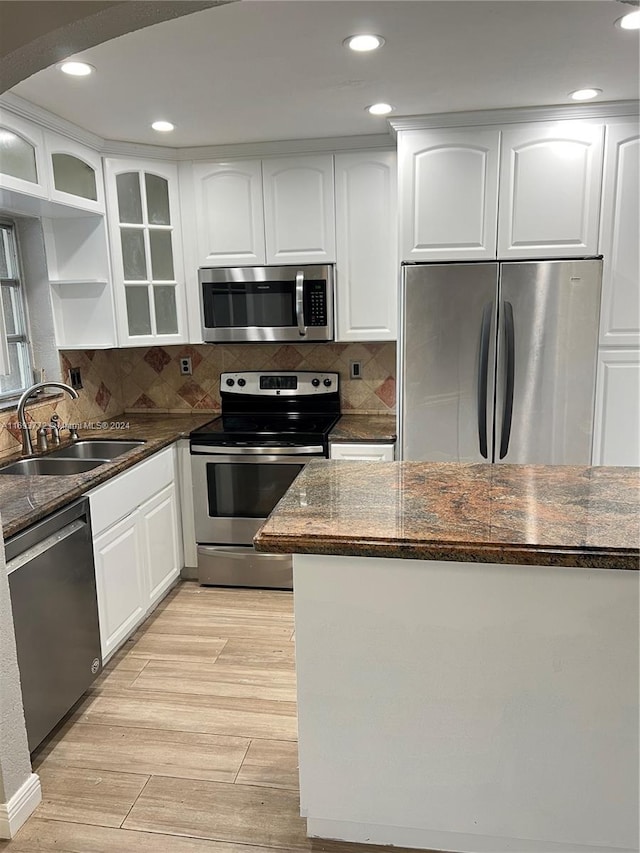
(350, 361, 362, 380)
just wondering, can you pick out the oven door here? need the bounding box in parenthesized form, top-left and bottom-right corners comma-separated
(191, 444, 324, 544)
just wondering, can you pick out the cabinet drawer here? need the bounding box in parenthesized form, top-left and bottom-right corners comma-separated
(89, 446, 175, 535)
(329, 443, 395, 462)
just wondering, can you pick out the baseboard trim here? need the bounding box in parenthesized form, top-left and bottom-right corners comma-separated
(0, 773, 41, 839)
(306, 818, 637, 853)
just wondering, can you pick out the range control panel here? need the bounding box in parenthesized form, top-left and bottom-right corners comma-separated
(221, 371, 339, 396)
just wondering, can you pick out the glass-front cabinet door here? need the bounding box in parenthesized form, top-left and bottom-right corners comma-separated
(45, 131, 104, 213)
(105, 157, 187, 346)
(0, 112, 48, 198)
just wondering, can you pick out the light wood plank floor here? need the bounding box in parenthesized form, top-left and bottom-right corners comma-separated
(0, 583, 423, 853)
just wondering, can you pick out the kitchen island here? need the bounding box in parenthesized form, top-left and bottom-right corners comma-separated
(255, 461, 640, 853)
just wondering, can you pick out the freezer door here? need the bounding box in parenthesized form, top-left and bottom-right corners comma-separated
(495, 259, 602, 465)
(400, 263, 498, 461)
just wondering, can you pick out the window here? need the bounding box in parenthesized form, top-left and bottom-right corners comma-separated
(0, 223, 33, 400)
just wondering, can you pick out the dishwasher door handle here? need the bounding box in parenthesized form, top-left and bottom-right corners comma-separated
(6, 519, 86, 574)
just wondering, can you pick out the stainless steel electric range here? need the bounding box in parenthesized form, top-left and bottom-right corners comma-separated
(190, 370, 340, 589)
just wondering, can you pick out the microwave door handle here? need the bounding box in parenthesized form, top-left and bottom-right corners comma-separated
(296, 271, 307, 337)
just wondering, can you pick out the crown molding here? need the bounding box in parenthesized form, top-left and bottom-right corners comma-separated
(3, 92, 637, 161)
(98, 139, 181, 160)
(0, 93, 393, 160)
(388, 100, 640, 134)
(0, 92, 105, 149)
(176, 134, 394, 161)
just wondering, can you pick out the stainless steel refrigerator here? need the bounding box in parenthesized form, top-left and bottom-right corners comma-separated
(399, 259, 602, 464)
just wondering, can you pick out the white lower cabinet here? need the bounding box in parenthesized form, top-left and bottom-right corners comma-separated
(93, 513, 146, 660)
(330, 442, 395, 462)
(592, 349, 640, 467)
(140, 483, 181, 609)
(89, 446, 182, 661)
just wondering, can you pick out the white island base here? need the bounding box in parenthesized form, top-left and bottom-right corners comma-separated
(293, 554, 639, 853)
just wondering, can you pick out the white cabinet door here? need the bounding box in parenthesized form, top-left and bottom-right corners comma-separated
(335, 151, 398, 341)
(44, 131, 105, 213)
(105, 157, 188, 347)
(498, 121, 604, 258)
(193, 160, 266, 266)
(93, 512, 146, 660)
(330, 443, 395, 462)
(398, 128, 499, 261)
(592, 349, 640, 466)
(262, 155, 335, 264)
(0, 111, 48, 198)
(598, 122, 640, 347)
(139, 482, 181, 609)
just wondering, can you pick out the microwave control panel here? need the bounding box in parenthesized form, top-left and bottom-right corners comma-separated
(305, 282, 328, 326)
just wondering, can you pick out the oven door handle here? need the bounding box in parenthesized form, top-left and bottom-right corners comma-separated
(191, 444, 324, 456)
(295, 271, 307, 337)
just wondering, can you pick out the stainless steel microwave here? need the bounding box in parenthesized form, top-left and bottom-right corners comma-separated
(199, 265, 334, 343)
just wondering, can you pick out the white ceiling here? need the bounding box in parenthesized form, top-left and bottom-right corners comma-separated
(10, 0, 640, 148)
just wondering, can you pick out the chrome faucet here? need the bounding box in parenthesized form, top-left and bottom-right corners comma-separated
(17, 382, 79, 456)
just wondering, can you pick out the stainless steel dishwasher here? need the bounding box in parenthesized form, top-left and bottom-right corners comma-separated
(6, 498, 101, 752)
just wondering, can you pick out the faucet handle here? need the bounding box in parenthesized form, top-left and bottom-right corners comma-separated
(36, 425, 49, 452)
(50, 414, 61, 445)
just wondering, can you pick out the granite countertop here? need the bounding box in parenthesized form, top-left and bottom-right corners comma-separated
(0, 412, 213, 539)
(255, 460, 640, 570)
(329, 414, 396, 443)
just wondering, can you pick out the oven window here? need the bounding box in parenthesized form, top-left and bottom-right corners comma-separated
(206, 463, 303, 518)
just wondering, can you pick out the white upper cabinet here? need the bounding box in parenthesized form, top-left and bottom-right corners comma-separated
(192, 159, 265, 266)
(262, 155, 335, 264)
(399, 128, 499, 261)
(105, 157, 188, 347)
(335, 150, 398, 341)
(44, 130, 105, 213)
(498, 121, 605, 258)
(191, 153, 335, 267)
(598, 121, 640, 346)
(0, 111, 48, 198)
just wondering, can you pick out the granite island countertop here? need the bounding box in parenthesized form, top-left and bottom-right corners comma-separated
(0, 412, 213, 539)
(255, 460, 640, 570)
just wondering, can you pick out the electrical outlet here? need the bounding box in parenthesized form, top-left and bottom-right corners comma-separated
(350, 360, 362, 380)
(180, 357, 193, 376)
(69, 367, 83, 390)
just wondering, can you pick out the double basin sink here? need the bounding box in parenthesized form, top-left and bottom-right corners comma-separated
(0, 440, 146, 476)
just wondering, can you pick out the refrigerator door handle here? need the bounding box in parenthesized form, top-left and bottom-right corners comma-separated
(477, 302, 493, 459)
(499, 301, 515, 459)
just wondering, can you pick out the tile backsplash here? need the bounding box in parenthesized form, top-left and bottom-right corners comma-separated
(120, 342, 396, 414)
(0, 349, 122, 460)
(0, 342, 395, 459)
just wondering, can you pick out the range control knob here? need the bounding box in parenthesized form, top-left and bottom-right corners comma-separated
(226, 378, 235, 387)
(323, 378, 332, 387)
(311, 378, 320, 387)
(237, 378, 246, 387)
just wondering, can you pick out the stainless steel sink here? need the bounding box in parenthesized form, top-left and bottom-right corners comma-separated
(0, 458, 106, 476)
(47, 440, 146, 461)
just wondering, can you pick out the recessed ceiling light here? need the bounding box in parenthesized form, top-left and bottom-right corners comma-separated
(344, 34, 385, 52)
(366, 103, 394, 116)
(151, 121, 175, 133)
(59, 61, 94, 77)
(617, 9, 640, 29)
(569, 88, 602, 101)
